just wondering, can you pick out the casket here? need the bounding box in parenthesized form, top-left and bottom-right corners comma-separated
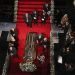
(19, 32, 37, 72)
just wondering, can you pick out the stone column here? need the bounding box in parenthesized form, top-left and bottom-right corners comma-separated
(50, 0, 55, 75)
(13, 0, 18, 22)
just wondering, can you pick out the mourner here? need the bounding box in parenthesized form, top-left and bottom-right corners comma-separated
(24, 13, 32, 27)
(32, 10, 38, 24)
(43, 3, 50, 15)
(41, 10, 47, 24)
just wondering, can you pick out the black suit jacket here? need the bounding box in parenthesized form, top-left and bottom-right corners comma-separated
(41, 11, 48, 23)
(42, 39, 50, 48)
(43, 4, 50, 13)
(24, 14, 32, 27)
(32, 11, 38, 20)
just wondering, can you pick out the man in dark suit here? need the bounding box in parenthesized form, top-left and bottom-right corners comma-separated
(41, 10, 48, 24)
(43, 3, 50, 15)
(32, 10, 38, 24)
(42, 37, 50, 49)
(24, 13, 32, 27)
(54, 9, 63, 26)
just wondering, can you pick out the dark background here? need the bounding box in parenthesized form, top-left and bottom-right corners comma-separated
(0, 0, 15, 22)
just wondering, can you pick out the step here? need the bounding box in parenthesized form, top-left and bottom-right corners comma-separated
(17, 12, 33, 15)
(17, 19, 50, 23)
(18, 9, 42, 12)
(18, 0, 45, 2)
(16, 22, 50, 24)
(17, 16, 50, 19)
(17, 21, 50, 23)
(18, 5, 43, 9)
(18, 7, 42, 9)
(17, 14, 50, 18)
(19, 0, 50, 2)
(17, 11, 42, 16)
(18, 1, 45, 5)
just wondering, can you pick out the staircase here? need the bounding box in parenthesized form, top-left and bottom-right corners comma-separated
(17, 0, 50, 23)
(7, 0, 51, 75)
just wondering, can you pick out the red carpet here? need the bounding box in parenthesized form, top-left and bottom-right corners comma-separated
(7, 0, 51, 75)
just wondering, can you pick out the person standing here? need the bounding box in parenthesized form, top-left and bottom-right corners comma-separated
(43, 3, 50, 15)
(24, 13, 32, 27)
(32, 10, 38, 24)
(41, 10, 47, 24)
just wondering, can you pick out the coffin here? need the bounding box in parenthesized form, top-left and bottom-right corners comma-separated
(19, 32, 37, 72)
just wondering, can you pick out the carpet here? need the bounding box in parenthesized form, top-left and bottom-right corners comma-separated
(7, 0, 51, 75)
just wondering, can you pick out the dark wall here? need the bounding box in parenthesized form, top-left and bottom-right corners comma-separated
(54, 0, 74, 7)
(54, 0, 75, 31)
(0, 0, 15, 22)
